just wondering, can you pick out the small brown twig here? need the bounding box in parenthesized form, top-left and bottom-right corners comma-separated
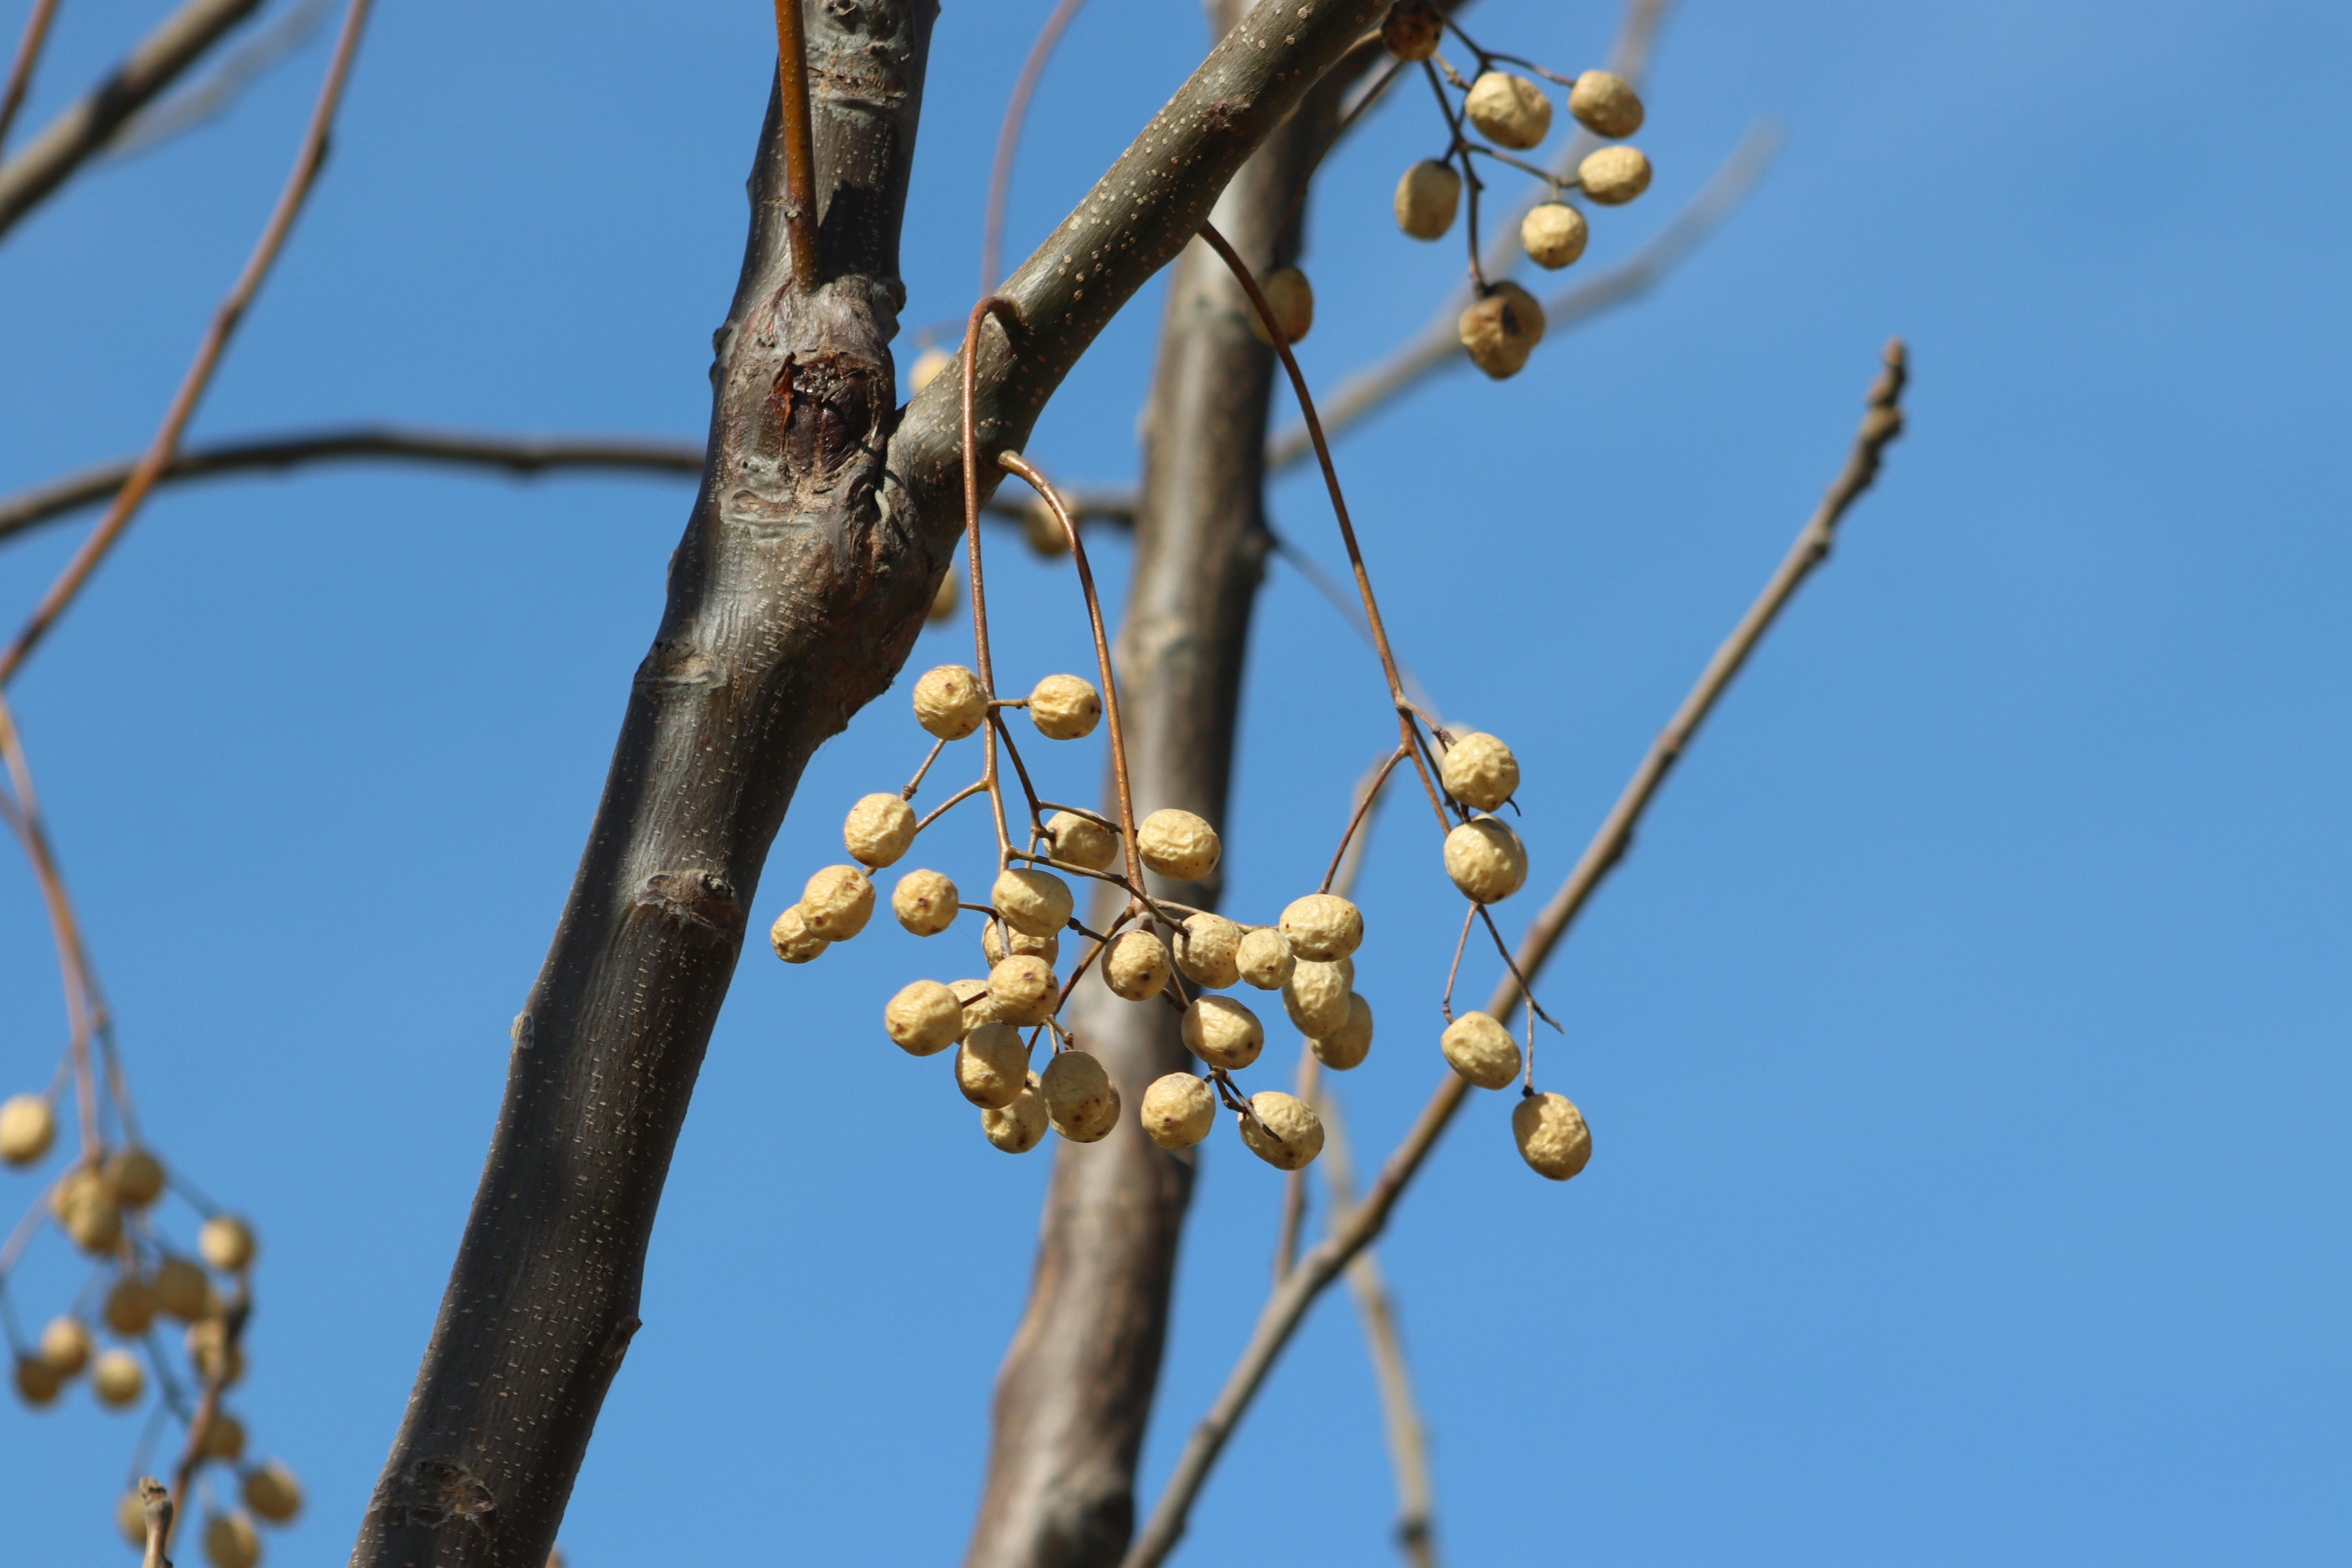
(770, 0, 820, 291)
(901, 735, 949, 800)
(915, 778, 989, 835)
(1321, 746, 1408, 893)
(1437, 902, 1475, 1022)
(0, 0, 374, 688)
(998, 450, 1149, 907)
(0, 0, 61, 153)
(980, 0, 1089, 296)
(961, 295, 1025, 861)
(137, 1475, 173, 1568)
(0, 691, 104, 1155)
(1195, 220, 1453, 837)
(1119, 340, 1909, 1568)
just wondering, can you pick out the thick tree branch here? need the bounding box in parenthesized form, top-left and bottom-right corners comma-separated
(1122, 340, 1909, 1568)
(356, 0, 1391, 1562)
(0, 0, 262, 241)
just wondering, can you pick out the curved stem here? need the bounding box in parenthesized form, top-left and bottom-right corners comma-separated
(980, 0, 1090, 296)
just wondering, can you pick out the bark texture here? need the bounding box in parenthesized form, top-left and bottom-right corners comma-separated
(962, 5, 1363, 1563)
(350, 3, 938, 1561)
(353, 0, 1384, 1561)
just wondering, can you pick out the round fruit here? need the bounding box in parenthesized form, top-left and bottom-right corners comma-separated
(982, 1074, 1049, 1153)
(200, 1214, 258, 1272)
(1042, 1051, 1120, 1143)
(1312, 995, 1375, 1071)
(913, 664, 988, 739)
(884, 980, 965, 1056)
(1440, 1011, 1522, 1089)
(842, 793, 918, 868)
(991, 868, 1074, 938)
(92, 1347, 145, 1408)
(1578, 145, 1651, 205)
(1180, 995, 1264, 1070)
(1521, 202, 1588, 270)
(1138, 809, 1220, 881)
(0, 1093, 55, 1166)
(1394, 159, 1461, 240)
(1439, 731, 1519, 810)
(1568, 69, 1644, 138)
(1103, 930, 1173, 1002)
(1238, 1091, 1325, 1170)
(769, 904, 829, 963)
(956, 1024, 1032, 1111)
(1514, 1091, 1593, 1179)
(1029, 674, 1102, 740)
(1247, 267, 1314, 346)
(1173, 913, 1243, 988)
(1443, 815, 1529, 904)
(1466, 71, 1551, 149)
(1459, 282, 1546, 379)
(1278, 894, 1363, 962)
(1140, 1073, 1216, 1149)
(799, 866, 876, 940)
(891, 869, 959, 936)
(1234, 927, 1294, 990)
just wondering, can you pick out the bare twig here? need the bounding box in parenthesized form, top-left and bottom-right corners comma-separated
(1272, 1049, 1320, 1281)
(771, 0, 819, 291)
(1315, 1084, 1440, 1568)
(0, 0, 61, 152)
(980, 0, 1089, 296)
(0, 0, 263, 241)
(0, 426, 1135, 549)
(0, 0, 373, 688)
(137, 1476, 173, 1568)
(105, 0, 334, 160)
(0, 691, 105, 1155)
(1120, 340, 1909, 1568)
(1268, 119, 1780, 472)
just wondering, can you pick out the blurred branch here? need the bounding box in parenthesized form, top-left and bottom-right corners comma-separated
(1121, 341, 1910, 1568)
(980, 0, 1088, 297)
(1316, 1082, 1440, 1568)
(0, 427, 1135, 549)
(1268, 118, 1780, 472)
(0, 0, 263, 241)
(0, 0, 62, 152)
(105, 0, 332, 160)
(0, 0, 372, 687)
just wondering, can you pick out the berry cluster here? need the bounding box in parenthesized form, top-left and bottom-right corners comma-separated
(0, 1090, 298, 1563)
(1379, 0, 1653, 377)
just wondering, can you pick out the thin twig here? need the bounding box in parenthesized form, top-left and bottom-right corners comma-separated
(105, 0, 332, 161)
(0, 0, 263, 241)
(0, 0, 373, 688)
(0, 691, 103, 1155)
(980, 0, 1088, 297)
(1315, 1083, 1441, 1568)
(1272, 1049, 1320, 1280)
(1268, 118, 1780, 472)
(962, 296, 1024, 862)
(1118, 340, 1909, 1568)
(0, 0, 62, 153)
(1320, 746, 1407, 893)
(167, 1294, 249, 1549)
(137, 1476, 173, 1568)
(771, 0, 820, 292)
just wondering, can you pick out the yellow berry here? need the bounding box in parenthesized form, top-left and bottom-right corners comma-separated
(1282, 958, 1354, 1038)
(1578, 145, 1651, 205)
(1459, 281, 1546, 380)
(1568, 69, 1644, 138)
(104, 1145, 167, 1209)
(987, 955, 1061, 1026)
(1246, 266, 1314, 346)
(92, 1347, 145, 1408)
(1381, 0, 1442, 61)
(1234, 927, 1294, 990)
(769, 904, 830, 963)
(1042, 809, 1119, 872)
(1394, 159, 1461, 240)
(0, 1092, 54, 1166)
(1521, 202, 1588, 270)
(842, 793, 917, 867)
(891, 869, 959, 936)
(1238, 1091, 1324, 1170)
(981, 1072, 1049, 1153)
(104, 1274, 159, 1337)
(51, 1165, 122, 1254)
(200, 1214, 258, 1272)
(14, 1354, 63, 1406)
(187, 1319, 245, 1389)
(117, 1489, 149, 1547)
(1137, 808, 1220, 881)
(1466, 71, 1551, 149)
(200, 1408, 247, 1462)
(800, 865, 877, 939)
(241, 1460, 303, 1523)
(1022, 498, 1072, 558)
(981, 918, 1059, 967)
(37, 1316, 90, 1376)
(1103, 930, 1173, 1002)
(1443, 815, 1528, 904)
(910, 345, 953, 393)
(1441, 1011, 1522, 1089)
(1439, 731, 1519, 810)
(1312, 995, 1374, 1071)
(1029, 674, 1101, 740)
(884, 980, 965, 1056)
(153, 1257, 212, 1321)
(1042, 1050, 1120, 1142)
(927, 571, 961, 623)
(1278, 893, 1363, 962)
(991, 867, 1073, 938)
(1173, 913, 1243, 988)
(1513, 1091, 1593, 1179)
(202, 1510, 260, 1568)
(1180, 995, 1265, 1070)
(913, 664, 988, 740)
(1140, 1073, 1215, 1149)
(956, 1023, 1032, 1110)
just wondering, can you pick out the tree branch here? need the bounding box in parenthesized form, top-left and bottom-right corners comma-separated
(0, 0, 373, 689)
(355, 0, 1392, 1561)
(0, 0, 62, 153)
(1121, 339, 1909, 1568)
(1266, 118, 1780, 472)
(0, 0, 263, 242)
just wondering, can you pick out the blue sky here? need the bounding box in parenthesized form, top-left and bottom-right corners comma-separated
(0, 0, 2345, 1562)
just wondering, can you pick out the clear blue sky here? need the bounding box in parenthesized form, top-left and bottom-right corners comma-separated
(1, 0, 2345, 1562)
